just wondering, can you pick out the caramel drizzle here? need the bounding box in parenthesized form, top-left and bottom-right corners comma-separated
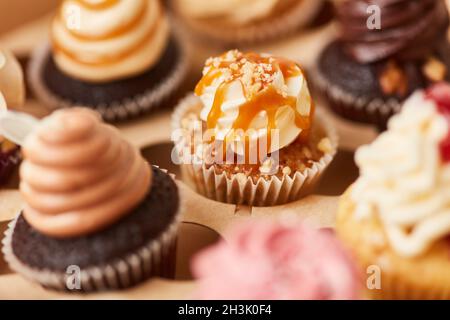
(61, 0, 147, 41)
(196, 53, 313, 158)
(75, 0, 119, 10)
(52, 1, 161, 66)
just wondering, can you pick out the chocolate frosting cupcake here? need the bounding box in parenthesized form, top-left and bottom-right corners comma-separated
(338, 0, 449, 63)
(3, 108, 182, 292)
(313, 0, 450, 130)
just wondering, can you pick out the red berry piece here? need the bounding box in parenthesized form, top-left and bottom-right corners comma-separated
(426, 83, 450, 163)
(426, 83, 450, 114)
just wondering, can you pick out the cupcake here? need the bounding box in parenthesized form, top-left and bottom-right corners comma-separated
(29, 0, 188, 123)
(313, 0, 450, 130)
(336, 83, 450, 299)
(172, 50, 337, 207)
(0, 50, 25, 186)
(171, 0, 326, 45)
(2, 108, 182, 292)
(192, 221, 361, 300)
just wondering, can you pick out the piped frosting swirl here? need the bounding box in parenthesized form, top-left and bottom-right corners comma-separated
(195, 50, 313, 156)
(52, 0, 170, 82)
(20, 108, 152, 238)
(176, 0, 294, 24)
(352, 89, 450, 257)
(336, 0, 449, 63)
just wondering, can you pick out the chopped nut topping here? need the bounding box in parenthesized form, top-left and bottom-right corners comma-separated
(259, 158, 276, 175)
(282, 166, 292, 175)
(301, 147, 312, 159)
(202, 50, 300, 98)
(379, 61, 408, 97)
(423, 57, 447, 82)
(318, 138, 333, 154)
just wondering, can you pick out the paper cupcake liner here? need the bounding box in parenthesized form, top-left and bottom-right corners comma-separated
(311, 64, 402, 131)
(28, 34, 189, 123)
(172, 94, 338, 207)
(172, 0, 324, 46)
(2, 196, 183, 292)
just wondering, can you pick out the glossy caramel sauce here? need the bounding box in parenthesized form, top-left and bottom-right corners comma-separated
(62, 0, 147, 41)
(76, 0, 119, 10)
(52, 0, 160, 66)
(195, 52, 314, 158)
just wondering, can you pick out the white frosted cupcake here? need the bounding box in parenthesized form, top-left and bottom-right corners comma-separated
(29, 0, 188, 122)
(171, 0, 325, 45)
(172, 50, 337, 206)
(337, 84, 450, 299)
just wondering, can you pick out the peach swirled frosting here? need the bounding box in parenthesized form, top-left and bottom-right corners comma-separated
(52, 0, 170, 82)
(352, 85, 450, 257)
(195, 50, 313, 156)
(20, 108, 152, 238)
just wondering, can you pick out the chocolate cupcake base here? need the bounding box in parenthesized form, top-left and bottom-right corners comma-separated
(2, 167, 182, 292)
(0, 147, 21, 186)
(29, 35, 188, 123)
(312, 41, 450, 130)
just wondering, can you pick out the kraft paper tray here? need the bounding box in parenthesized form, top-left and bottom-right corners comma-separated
(0, 14, 379, 300)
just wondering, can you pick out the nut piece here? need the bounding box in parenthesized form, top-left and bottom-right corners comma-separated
(318, 138, 333, 154)
(423, 57, 447, 82)
(259, 158, 276, 175)
(379, 61, 407, 97)
(282, 166, 292, 176)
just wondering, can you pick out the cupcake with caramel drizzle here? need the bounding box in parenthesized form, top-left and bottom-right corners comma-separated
(29, 0, 187, 122)
(173, 50, 337, 207)
(3, 108, 181, 292)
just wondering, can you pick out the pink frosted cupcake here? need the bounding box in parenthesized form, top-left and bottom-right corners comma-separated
(192, 221, 361, 300)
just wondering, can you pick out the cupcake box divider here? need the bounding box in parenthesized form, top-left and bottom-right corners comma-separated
(0, 11, 380, 299)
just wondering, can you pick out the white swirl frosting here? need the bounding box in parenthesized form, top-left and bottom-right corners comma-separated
(52, 0, 169, 82)
(197, 51, 312, 155)
(176, 0, 285, 24)
(352, 91, 450, 257)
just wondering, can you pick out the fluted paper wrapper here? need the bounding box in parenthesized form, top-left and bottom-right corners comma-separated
(173, 0, 324, 46)
(172, 94, 338, 207)
(311, 64, 401, 131)
(2, 207, 182, 293)
(28, 36, 188, 123)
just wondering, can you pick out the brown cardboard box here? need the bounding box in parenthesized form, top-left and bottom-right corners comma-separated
(0, 2, 379, 299)
(0, 0, 58, 34)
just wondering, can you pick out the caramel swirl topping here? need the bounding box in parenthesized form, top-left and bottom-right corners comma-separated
(52, 0, 170, 82)
(195, 50, 314, 156)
